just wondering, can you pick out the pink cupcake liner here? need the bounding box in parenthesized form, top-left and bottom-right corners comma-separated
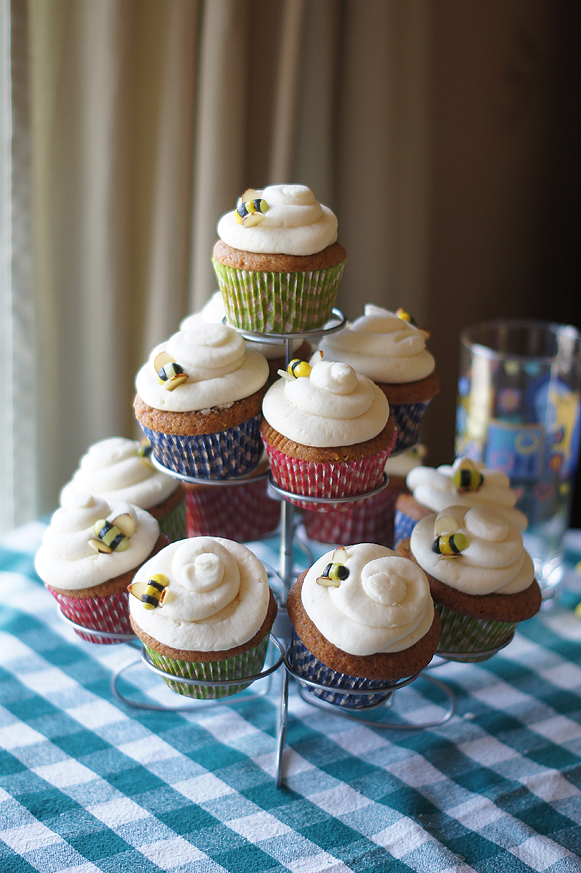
(302, 485, 402, 547)
(46, 585, 132, 644)
(185, 477, 281, 541)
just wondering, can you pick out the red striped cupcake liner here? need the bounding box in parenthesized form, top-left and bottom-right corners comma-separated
(46, 585, 132, 644)
(185, 477, 280, 541)
(302, 484, 402, 547)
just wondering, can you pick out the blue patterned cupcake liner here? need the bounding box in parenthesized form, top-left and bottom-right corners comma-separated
(393, 508, 419, 549)
(288, 629, 397, 709)
(389, 400, 432, 454)
(138, 414, 263, 480)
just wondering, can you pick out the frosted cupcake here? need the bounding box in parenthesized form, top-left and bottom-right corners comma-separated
(212, 184, 346, 334)
(261, 357, 396, 511)
(60, 437, 186, 542)
(397, 504, 541, 662)
(128, 536, 278, 698)
(393, 456, 528, 548)
(317, 305, 438, 453)
(286, 542, 440, 708)
(134, 322, 269, 479)
(35, 493, 165, 643)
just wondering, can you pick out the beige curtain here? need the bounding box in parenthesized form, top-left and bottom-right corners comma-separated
(3, 0, 576, 527)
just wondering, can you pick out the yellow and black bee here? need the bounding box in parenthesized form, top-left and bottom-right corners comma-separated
(396, 308, 417, 326)
(234, 192, 269, 227)
(128, 573, 170, 609)
(432, 533, 469, 557)
(287, 359, 312, 379)
(316, 547, 350, 587)
(90, 511, 136, 554)
(154, 351, 188, 391)
(452, 463, 484, 493)
(136, 442, 153, 467)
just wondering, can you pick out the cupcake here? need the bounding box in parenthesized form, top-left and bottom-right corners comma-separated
(301, 445, 426, 548)
(317, 304, 439, 453)
(180, 291, 311, 384)
(35, 493, 166, 643)
(134, 322, 269, 479)
(128, 536, 278, 698)
(260, 357, 396, 511)
(393, 456, 528, 548)
(59, 436, 187, 543)
(397, 504, 541, 662)
(212, 184, 346, 334)
(286, 542, 441, 708)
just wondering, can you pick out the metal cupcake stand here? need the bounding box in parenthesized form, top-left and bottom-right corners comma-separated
(58, 310, 508, 788)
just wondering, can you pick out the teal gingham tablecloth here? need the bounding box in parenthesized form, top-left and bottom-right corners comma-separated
(2, 522, 581, 873)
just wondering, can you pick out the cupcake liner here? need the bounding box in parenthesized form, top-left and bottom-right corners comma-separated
(138, 414, 263, 480)
(185, 478, 280, 541)
(157, 497, 187, 543)
(46, 585, 132, 645)
(212, 259, 345, 334)
(143, 634, 271, 699)
(288, 630, 395, 708)
(302, 485, 400, 547)
(393, 508, 420, 549)
(435, 604, 517, 663)
(262, 440, 392, 513)
(389, 400, 433, 454)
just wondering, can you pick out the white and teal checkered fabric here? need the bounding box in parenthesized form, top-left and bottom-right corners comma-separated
(2, 523, 581, 872)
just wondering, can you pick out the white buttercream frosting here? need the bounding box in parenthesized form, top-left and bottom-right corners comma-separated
(301, 543, 435, 655)
(179, 291, 303, 360)
(35, 493, 160, 591)
(216, 184, 339, 256)
(135, 322, 269, 412)
(128, 537, 270, 652)
(406, 457, 528, 531)
(317, 304, 435, 384)
(410, 505, 534, 595)
(262, 359, 389, 447)
(59, 437, 178, 510)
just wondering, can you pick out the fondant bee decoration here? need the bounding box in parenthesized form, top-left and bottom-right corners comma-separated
(128, 573, 172, 609)
(316, 547, 350, 587)
(452, 459, 484, 493)
(90, 511, 136, 554)
(396, 308, 417, 326)
(432, 532, 469, 557)
(154, 351, 188, 391)
(234, 189, 269, 227)
(287, 359, 312, 379)
(136, 442, 154, 468)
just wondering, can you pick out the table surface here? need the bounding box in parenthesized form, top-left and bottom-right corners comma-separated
(2, 522, 581, 873)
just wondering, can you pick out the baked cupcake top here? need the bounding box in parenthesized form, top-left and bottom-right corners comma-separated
(262, 358, 389, 447)
(135, 322, 269, 412)
(300, 543, 435, 655)
(35, 493, 160, 591)
(128, 537, 270, 652)
(216, 184, 338, 256)
(410, 504, 534, 595)
(406, 457, 528, 531)
(317, 304, 435, 384)
(59, 437, 178, 510)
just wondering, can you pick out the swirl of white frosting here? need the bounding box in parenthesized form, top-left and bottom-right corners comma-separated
(216, 184, 339, 255)
(301, 543, 434, 655)
(317, 304, 435, 383)
(129, 537, 270, 651)
(406, 457, 528, 531)
(410, 505, 534, 595)
(34, 492, 160, 591)
(179, 291, 304, 360)
(262, 360, 389, 447)
(135, 322, 269, 412)
(59, 437, 178, 510)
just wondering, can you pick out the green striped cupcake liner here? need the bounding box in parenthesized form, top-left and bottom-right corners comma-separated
(156, 497, 187, 543)
(143, 633, 270, 699)
(212, 259, 345, 334)
(436, 603, 517, 663)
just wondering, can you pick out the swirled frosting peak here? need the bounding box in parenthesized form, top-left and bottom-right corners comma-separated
(34, 492, 160, 591)
(317, 304, 435, 383)
(301, 543, 434, 655)
(59, 437, 178, 510)
(262, 359, 388, 447)
(406, 456, 528, 531)
(128, 537, 270, 651)
(135, 322, 269, 412)
(410, 505, 534, 595)
(217, 184, 338, 255)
